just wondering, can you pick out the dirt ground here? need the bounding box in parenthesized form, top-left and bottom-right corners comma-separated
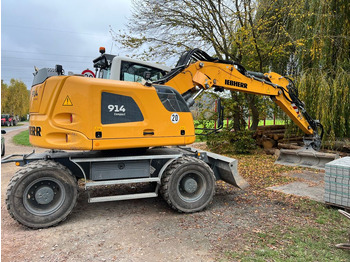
(0, 128, 322, 261)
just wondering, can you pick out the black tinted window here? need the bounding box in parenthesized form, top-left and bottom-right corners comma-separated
(154, 85, 190, 112)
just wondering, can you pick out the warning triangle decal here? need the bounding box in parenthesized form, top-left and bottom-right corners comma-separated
(63, 96, 73, 106)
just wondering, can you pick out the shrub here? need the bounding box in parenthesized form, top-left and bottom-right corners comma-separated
(206, 130, 257, 154)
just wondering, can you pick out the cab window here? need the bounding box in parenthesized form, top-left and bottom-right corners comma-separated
(154, 85, 190, 112)
(120, 61, 167, 82)
(100, 68, 111, 79)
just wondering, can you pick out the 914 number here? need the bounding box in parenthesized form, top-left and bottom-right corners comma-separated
(108, 105, 126, 113)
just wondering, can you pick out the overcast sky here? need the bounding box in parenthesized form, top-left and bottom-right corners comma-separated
(1, 0, 132, 89)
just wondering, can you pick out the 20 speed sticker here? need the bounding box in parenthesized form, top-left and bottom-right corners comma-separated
(171, 113, 179, 124)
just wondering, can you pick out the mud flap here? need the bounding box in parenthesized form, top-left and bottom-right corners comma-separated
(275, 147, 339, 170)
(188, 147, 249, 189)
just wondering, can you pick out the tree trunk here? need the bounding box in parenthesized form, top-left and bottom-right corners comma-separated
(247, 94, 259, 130)
(230, 91, 243, 131)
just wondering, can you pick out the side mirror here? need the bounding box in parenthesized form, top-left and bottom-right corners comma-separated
(1, 130, 6, 134)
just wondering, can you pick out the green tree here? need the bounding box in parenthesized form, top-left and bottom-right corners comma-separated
(115, 0, 349, 139)
(1, 79, 30, 118)
(289, 0, 350, 140)
(1, 80, 9, 113)
(292, 0, 350, 73)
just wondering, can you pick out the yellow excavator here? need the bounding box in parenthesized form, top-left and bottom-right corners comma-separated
(3, 48, 337, 228)
(29, 48, 321, 151)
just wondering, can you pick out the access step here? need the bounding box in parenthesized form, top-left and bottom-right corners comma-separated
(85, 177, 160, 188)
(88, 192, 158, 203)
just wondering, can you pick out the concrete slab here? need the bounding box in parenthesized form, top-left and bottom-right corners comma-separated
(268, 182, 324, 202)
(267, 170, 325, 202)
(283, 170, 324, 183)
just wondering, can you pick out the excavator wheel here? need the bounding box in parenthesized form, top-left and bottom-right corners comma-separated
(6, 160, 78, 229)
(160, 156, 215, 213)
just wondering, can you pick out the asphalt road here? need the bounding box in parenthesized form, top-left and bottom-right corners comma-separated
(1, 122, 29, 133)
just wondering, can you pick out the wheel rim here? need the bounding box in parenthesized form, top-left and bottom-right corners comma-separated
(23, 177, 66, 216)
(177, 171, 206, 202)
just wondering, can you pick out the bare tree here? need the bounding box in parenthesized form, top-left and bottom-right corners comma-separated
(113, 0, 245, 60)
(113, 0, 298, 130)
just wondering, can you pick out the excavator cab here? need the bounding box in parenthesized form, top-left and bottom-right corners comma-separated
(93, 47, 170, 82)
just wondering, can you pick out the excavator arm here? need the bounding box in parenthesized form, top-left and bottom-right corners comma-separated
(156, 49, 323, 150)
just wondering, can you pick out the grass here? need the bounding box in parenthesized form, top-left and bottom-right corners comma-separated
(12, 130, 31, 146)
(258, 119, 285, 126)
(194, 119, 286, 141)
(194, 119, 286, 132)
(202, 147, 349, 261)
(219, 153, 350, 262)
(225, 201, 349, 261)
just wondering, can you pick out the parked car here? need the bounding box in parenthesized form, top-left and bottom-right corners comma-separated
(1, 114, 17, 126)
(1, 130, 6, 156)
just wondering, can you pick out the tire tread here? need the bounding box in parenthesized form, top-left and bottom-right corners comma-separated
(6, 160, 78, 229)
(160, 156, 215, 213)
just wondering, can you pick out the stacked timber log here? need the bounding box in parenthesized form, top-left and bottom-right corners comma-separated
(324, 141, 350, 153)
(253, 125, 303, 151)
(253, 125, 350, 155)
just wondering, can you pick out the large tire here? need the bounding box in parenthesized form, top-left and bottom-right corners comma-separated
(6, 160, 78, 229)
(160, 157, 215, 213)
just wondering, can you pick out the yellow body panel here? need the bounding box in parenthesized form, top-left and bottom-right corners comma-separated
(29, 76, 195, 150)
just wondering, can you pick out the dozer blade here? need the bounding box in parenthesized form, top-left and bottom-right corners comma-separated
(275, 147, 339, 170)
(177, 147, 248, 189)
(189, 148, 249, 189)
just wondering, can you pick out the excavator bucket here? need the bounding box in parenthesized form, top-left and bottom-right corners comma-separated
(275, 147, 339, 170)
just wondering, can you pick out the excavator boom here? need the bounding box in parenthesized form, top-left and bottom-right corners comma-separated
(155, 49, 336, 168)
(157, 49, 319, 143)
(164, 61, 313, 134)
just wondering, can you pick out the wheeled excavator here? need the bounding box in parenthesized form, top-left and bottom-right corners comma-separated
(2, 48, 337, 228)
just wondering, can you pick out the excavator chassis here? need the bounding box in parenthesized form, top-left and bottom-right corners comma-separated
(3, 146, 247, 228)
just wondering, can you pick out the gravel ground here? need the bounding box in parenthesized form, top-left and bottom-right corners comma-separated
(1, 129, 304, 262)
